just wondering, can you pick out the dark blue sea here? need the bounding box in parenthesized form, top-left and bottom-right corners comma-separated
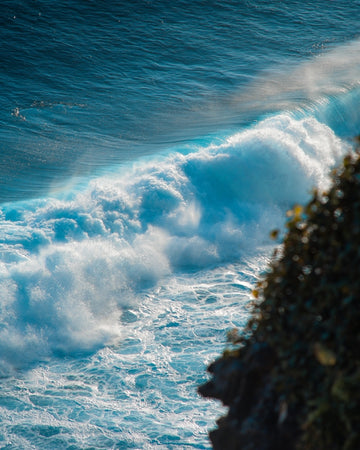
(1, 1, 359, 448)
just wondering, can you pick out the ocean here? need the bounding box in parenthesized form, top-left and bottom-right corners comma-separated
(0, 1, 359, 448)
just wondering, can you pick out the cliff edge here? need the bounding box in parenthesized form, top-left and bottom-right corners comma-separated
(199, 150, 360, 449)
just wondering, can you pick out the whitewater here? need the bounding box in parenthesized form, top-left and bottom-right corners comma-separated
(1, 1, 360, 448)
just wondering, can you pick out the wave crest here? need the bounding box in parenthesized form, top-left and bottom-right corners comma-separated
(0, 112, 348, 373)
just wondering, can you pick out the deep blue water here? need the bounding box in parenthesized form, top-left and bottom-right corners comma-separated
(1, 1, 360, 448)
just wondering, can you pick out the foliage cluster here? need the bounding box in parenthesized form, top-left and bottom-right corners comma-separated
(200, 150, 360, 449)
(250, 151, 360, 449)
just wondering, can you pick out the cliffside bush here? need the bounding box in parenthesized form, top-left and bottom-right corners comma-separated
(199, 149, 360, 449)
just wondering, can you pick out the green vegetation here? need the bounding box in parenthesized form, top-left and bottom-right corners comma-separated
(200, 150, 360, 449)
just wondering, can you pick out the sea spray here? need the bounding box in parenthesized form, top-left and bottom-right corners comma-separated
(235, 38, 360, 120)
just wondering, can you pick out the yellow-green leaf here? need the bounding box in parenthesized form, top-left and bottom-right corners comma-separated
(314, 342, 336, 366)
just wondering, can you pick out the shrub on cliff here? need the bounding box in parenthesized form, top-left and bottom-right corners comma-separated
(199, 150, 360, 450)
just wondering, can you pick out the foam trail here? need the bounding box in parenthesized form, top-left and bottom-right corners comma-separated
(0, 113, 348, 374)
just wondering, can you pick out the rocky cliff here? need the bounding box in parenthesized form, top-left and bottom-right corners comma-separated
(199, 150, 360, 450)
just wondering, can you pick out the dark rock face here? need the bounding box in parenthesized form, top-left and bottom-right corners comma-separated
(199, 151, 360, 450)
(199, 343, 297, 450)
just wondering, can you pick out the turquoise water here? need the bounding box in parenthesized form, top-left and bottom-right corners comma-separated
(1, 1, 360, 448)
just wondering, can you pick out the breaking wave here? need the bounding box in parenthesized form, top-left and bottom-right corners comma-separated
(0, 110, 349, 374)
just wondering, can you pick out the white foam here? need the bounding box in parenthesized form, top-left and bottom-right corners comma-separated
(0, 112, 348, 373)
(0, 257, 265, 448)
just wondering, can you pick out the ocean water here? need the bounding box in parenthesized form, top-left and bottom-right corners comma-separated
(1, 1, 360, 448)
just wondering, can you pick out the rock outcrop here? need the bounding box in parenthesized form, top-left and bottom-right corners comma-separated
(199, 150, 360, 449)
